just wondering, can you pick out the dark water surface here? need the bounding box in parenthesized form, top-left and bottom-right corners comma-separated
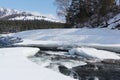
(29, 50, 120, 80)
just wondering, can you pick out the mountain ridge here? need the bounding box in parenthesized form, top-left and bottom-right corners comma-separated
(0, 7, 61, 22)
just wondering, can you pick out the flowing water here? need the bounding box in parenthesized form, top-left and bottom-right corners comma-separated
(28, 50, 120, 80)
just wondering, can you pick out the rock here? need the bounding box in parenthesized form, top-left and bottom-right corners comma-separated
(72, 62, 120, 80)
(102, 59, 120, 65)
(58, 65, 70, 76)
(58, 65, 79, 79)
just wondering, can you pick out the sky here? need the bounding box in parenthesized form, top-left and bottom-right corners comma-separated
(0, 0, 57, 15)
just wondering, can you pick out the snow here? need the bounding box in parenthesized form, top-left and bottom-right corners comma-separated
(82, 44, 120, 53)
(115, 0, 120, 6)
(68, 47, 120, 60)
(10, 15, 61, 22)
(0, 28, 120, 79)
(0, 7, 61, 22)
(13, 28, 120, 47)
(108, 14, 120, 24)
(0, 47, 75, 80)
(15, 39, 66, 47)
(12, 28, 120, 60)
(0, 7, 23, 18)
(107, 13, 120, 29)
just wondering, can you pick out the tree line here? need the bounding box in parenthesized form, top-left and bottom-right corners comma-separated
(0, 20, 64, 33)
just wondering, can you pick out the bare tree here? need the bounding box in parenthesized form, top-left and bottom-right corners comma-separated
(54, 0, 72, 17)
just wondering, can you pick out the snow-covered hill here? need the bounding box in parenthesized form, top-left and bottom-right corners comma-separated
(0, 7, 61, 22)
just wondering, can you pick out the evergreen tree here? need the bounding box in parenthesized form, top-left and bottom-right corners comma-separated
(55, 0, 119, 28)
(66, 0, 80, 26)
(99, 0, 115, 16)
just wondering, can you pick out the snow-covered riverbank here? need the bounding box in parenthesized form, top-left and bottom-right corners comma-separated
(0, 28, 120, 80)
(12, 28, 120, 59)
(0, 47, 75, 80)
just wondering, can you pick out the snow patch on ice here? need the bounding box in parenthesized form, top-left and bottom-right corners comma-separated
(68, 47, 120, 60)
(0, 47, 75, 80)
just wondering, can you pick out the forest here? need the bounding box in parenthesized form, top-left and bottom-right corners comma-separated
(55, 0, 120, 28)
(0, 20, 64, 33)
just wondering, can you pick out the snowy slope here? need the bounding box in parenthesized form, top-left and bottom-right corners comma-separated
(0, 7, 61, 22)
(0, 7, 22, 18)
(0, 47, 74, 80)
(107, 13, 120, 29)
